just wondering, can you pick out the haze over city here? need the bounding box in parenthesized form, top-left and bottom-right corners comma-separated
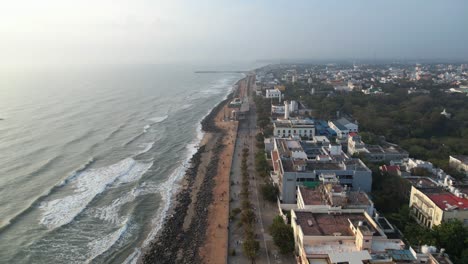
(1, 1, 468, 264)
(1, 0, 468, 66)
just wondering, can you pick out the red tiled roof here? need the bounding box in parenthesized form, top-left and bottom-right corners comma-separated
(428, 193, 468, 210)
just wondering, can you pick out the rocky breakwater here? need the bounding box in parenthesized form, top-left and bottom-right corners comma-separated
(142, 93, 233, 264)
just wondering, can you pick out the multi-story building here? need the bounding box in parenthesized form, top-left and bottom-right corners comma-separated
(273, 119, 315, 139)
(270, 138, 372, 203)
(347, 134, 409, 162)
(291, 210, 405, 264)
(408, 178, 468, 228)
(266, 88, 282, 99)
(328, 118, 358, 139)
(297, 183, 374, 215)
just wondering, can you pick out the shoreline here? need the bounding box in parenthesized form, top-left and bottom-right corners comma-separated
(140, 78, 243, 264)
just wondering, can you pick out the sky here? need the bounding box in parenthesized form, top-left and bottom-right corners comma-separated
(1, 0, 468, 66)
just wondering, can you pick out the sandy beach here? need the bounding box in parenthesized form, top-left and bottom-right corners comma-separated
(141, 77, 245, 264)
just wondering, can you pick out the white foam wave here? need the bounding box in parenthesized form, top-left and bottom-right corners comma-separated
(92, 182, 160, 224)
(39, 158, 152, 229)
(140, 107, 205, 249)
(143, 125, 150, 133)
(86, 220, 129, 263)
(148, 115, 168, 124)
(122, 248, 141, 264)
(135, 142, 155, 156)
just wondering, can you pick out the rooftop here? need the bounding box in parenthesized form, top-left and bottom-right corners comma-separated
(451, 155, 468, 165)
(427, 193, 468, 210)
(300, 185, 372, 208)
(380, 165, 400, 173)
(299, 187, 325, 205)
(344, 159, 370, 172)
(407, 177, 439, 189)
(294, 211, 377, 236)
(306, 161, 343, 171)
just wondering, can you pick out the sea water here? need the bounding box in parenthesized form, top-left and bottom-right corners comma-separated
(0, 64, 250, 263)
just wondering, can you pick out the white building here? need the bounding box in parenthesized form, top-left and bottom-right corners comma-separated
(449, 155, 468, 175)
(265, 88, 282, 99)
(271, 104, 285, 114)
(405, 158, 434, 171)
(289, 100, 298, 113)
(273, 119, 315, 138)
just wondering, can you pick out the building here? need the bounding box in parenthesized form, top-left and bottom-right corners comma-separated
(379, 165, 401, 177)
(328, 118, 358, 139)
(409, 179, 468, 228)
(271, 104, 285, 115)
(273, 119, 315, 138)
(347, 135, 409, 162)
(405, 158, 434, 171)
(297, 183, 374, 215)
(266, 88, 282, 99)
(274, 85, 286, 92)
(449, 155, 468, 175)
(291, 210, 405, 264)
(270, 138, 372, 203)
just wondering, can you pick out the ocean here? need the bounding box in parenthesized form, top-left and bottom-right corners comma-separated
(0, 64, 247, 263)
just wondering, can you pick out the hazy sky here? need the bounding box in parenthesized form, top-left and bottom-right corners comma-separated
(1, 0, 468, 66)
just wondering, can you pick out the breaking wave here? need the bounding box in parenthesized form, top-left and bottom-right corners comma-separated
(39, 158, 152, 229)
(147, 115, 168, 124)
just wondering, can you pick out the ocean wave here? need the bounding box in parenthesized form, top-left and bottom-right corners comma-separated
(91, 180, 159, 225)
(39, 158, 152, 229)
(0, 157, 95, 231)
(122, 248, 141, 264)
(101, 123, 126, 143)
(2, 155, 62, 183)
(123, 132, 146, 147)
(86, 220, 130, 264)
(135, 142, 155, 156)
(147, 115, 168, 124)
(139, 110, 205, 249)
(64, 129, 95, 147)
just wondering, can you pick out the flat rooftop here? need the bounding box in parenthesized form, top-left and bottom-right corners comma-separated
(294, 211, 378, 236)
(366, 144, 408, 155)
(299, 187, 325, 205)
(300, 186, 372, 207)
(407, 177, 438, 188)
(306, 161, 342, 171)
(344, 159, 370, 171)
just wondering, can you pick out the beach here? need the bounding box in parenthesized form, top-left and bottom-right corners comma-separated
(141, 77, 248, 264)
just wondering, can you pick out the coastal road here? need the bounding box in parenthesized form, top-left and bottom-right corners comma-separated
(228, 75, 295, 264)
